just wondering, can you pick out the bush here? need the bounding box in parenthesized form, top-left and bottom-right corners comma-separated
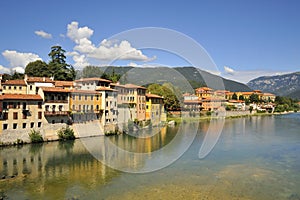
(57, 126, 75, 141)
(29, 129, 44, 143)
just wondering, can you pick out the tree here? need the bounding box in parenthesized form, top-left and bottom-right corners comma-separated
(232, 93, 238, 100)
(147, 83, 180, 111)
(249, 93, 259, 103)
(239, 95, 245, 101)
(25, 60, 49, 77)
(48, 46, 75, 81)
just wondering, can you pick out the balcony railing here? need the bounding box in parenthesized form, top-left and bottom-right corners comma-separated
(44, 111, 69, 116)
(45, 100, 68, 103)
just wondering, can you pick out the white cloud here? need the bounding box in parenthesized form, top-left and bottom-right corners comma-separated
(127, 62, 138, 67)
(0, 65, 11, 73)
(67, 21, 94, 43)
(2, 50, 42, 69)
(224, 66, 235, 75)
(12, 67, 25, 74)
(35, 30, 52, 39)
(66, 51, 90, 69)
(66, 21, 154, 66)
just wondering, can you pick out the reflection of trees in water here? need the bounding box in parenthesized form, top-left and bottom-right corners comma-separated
(29, 143, 43, 155)
(58, 140, 75, 154)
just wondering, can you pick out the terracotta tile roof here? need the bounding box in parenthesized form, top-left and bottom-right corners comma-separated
(124, 83, 147, 90)
(183, 100, 202, 104)
(0, 94, 42, 100)
(71, 90, 101, 94)
(262, 93, 275, 96)
(228, 100, 245, 103)
(146, 93, 163, 99)
(26, 77, 54, 83)
(75, 77, 112, 83)
(40, 87, 71, 93)
(55, 81, 74, 87)
(95, 87, 118, 92)
(195, 87, 213, 91)
(2, 79, 26, 86)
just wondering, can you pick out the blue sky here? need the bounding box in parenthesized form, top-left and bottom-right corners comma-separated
(0, 0, 299, 83)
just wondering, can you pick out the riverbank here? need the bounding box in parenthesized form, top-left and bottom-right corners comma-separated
(167, 110, 297, 124)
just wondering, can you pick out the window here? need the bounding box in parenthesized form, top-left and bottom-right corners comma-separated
(85, 95, 87, 100)
(22, 123, 26, 129)
(3, 124, 8, 130)
(3, 102, 7, 109)
(91, 96, 93, 100)
(51, 120, 55, 124)
(13, 123, 17, 129)
(38, 102, 42, 109)
(52, 105, 56, 111)
(72, 105, 75, 111)
(91, 105, 93, 111)
(14, 86, 17, 90)
(38, 122, 42, 127)
(78, 105, 81, 111)
(45, 105, 49, 111)
(79, 95, 81, 100)
(96, 95, 99, 100)
(3, 86, 6, 90)
(22, 112, 27, 119)
(61, 119, 64, 123)
(8, 86, 11, 90)
(96, 105, 99, 110)
(38, 112, 42, 119)
(30, 85, 33, 90)
(19, 86, 22, 90)
(59, 105, 63, 111)
(13, 112, 18, 120)
(23, 102, 27, 110)
(30, 122, 34, 128)
(3, 113, 8, 120)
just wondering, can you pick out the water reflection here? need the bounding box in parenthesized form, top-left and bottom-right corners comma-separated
(0, 114, 299, 200)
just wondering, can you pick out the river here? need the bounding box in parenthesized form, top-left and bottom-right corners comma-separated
(0, 113, 300, 200)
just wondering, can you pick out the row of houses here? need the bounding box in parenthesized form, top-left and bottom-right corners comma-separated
(0, 75, 166, 135)
(183, 87, 276, 111)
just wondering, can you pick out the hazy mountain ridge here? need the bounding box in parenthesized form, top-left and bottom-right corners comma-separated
(99, 66, 251, 92)
(247, 72, 300, 98)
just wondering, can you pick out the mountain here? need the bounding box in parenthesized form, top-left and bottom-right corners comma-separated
(247, 72, 300, 99)
(97, 66, 251, 92)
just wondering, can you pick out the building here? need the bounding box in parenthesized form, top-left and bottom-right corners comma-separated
(146, 93, 166, 126)
(195, 87, 213, 99)
(38, 87, 71, 124)
(75, 78, 112, 90)
(182, 93, 202, 111)
(2, 80, 27, 95)
(0, 94, 43, 134)
(96, 87, 118, 132)
(226, 100, 246, 110)
(70, 90, 102, 123)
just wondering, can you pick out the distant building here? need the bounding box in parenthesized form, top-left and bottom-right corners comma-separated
(183, 93, 202, 111)
(75, 78, 111, 90)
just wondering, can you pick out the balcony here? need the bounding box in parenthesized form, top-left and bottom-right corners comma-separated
(45, 100, 68, 103)
(44, 111, 69, 116)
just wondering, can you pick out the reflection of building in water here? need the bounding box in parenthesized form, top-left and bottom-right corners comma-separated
(0, 140, 117, 186)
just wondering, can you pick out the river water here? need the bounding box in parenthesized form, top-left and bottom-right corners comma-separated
(0, 113, 300, 200)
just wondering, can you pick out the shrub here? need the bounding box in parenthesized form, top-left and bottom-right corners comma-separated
(29, 129, 44, 143)
(57, 126, 75, 141)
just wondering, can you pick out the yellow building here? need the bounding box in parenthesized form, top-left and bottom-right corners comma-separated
(195, 87, 213, 99)
(2, 80, 27, 94)
(69, 90, 102, 123)
(0, 94, 43, 134)
(146, 93, 166, 126)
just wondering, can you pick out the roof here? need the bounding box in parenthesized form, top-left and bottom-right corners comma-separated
(95, 87, 117, 92)
(26, 77, 54, 83)
(195, 87, 213, 91)
(75, 77, 112, 83)
(228, 100, 245, 103)
(39, 87, 71, 93)
(55, 81, 74, 87)
(0, 94, 42, 101)
(71, 90, 101, 94)
(2, 79, 26, 86)
(124, 83, 147, 90)
(262, 93, 275, 96)
(183, 100, 202, 104)
(146, 93, 163, 99)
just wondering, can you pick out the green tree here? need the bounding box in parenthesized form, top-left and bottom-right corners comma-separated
(147, 83, 180, 111)
(232, 93, 238, 100)
(25, 60, 49, 77)
(48, 46, 75, 81)
(239, 95, 245, 101)
(249, 93, 259, 103)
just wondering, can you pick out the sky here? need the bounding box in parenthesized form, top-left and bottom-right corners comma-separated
(0, 0, 299, 83)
